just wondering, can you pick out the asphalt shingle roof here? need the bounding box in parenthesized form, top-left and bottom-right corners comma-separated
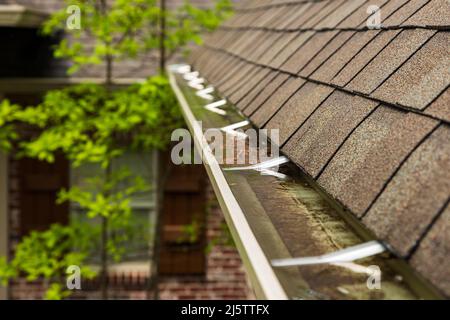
(190, 0, 450, 297)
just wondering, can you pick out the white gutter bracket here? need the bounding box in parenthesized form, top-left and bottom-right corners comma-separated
(174, 64, 191, 74)
(183, 71, 199, 80)
(188, 78, 205, 90)
(271, 241, 386, 268)
(197, 86, 215, 100)
(224, 157, 290, 179)
(204, 99, 227, 115)
(221, 120, 250, 138)
(225, 156, 290, 172)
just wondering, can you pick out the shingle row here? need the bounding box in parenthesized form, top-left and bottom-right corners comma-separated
(223, 0, 449, 30)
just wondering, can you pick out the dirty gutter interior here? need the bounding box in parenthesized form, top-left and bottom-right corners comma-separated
(168, 65, 442, 300)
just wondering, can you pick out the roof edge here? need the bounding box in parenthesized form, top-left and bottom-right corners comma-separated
(168, 63, 444, 300)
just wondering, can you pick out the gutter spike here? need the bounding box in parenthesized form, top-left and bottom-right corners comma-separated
(271, 241, 386, 267)
(224, 156, 290, 172)
(204, 99, 227, 115)
(221, 120, 250, 138)
(188, 78, 205, 90)
(183, 71, 199, 80)
(197, 86, 215, 100)
(173, 64, 191, 74)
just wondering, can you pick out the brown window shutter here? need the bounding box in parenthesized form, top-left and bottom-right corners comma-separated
(18, 155, 69, 236)
(6, 95, 70, 237)
(159, 162, 207, 276)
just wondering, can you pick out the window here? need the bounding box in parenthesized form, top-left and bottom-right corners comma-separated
(70, 151, 157, 263)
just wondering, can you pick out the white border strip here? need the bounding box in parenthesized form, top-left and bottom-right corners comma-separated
(271, 241, 386, 267)
(169, 69, 288, 300)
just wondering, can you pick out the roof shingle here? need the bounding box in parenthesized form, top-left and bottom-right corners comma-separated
(265, 82, 334, 145)
(237, 71, 281, 111)
(410, 202, 450, 297)
(250, 77, 305, 125)
(372, 32, 450, 110)
(269, 31, 315, 68)
(299, 31, 356, 77)
(336, 0, 389, 29)
(331, 30, 402, 87)
(363, 125, 450, 257)
(311, 30, 381, 82)
(381, 0, 430, 27)
(346, 29, 436, 95)
(281, 31, 339, 73)
(403, 0, 450, 27)
(425, 87, 450, 122)
(283, 91, 378, 178)
(314, 0, 366, 29)
(318, 108, 437, 216)
(241, 72, 289, 113)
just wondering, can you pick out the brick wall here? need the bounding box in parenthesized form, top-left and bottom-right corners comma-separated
(158, 184, 254, 300)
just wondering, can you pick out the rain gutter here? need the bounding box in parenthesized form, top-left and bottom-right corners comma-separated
(168, 64, 443, 300)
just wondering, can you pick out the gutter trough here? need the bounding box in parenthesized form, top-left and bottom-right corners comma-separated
(168, 64, 443, 300)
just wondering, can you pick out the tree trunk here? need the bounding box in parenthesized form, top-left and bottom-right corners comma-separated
(159, 0, 166, 74)
(100, 161, 112, 300)
(100, 215, 109, 299)
(99, 0, 112, 300)
(148, 151, 163, 300)
(148, 0, 168, 299)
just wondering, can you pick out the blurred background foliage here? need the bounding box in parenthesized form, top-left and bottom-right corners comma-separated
(0, 0, 233, 299)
